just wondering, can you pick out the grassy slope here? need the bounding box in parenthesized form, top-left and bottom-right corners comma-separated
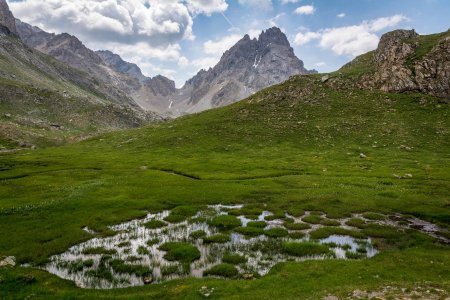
(0, 74, 448, 298)
(0, 33, 449, 297)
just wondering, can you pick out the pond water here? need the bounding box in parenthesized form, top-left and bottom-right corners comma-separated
(43, 205, 446, 289)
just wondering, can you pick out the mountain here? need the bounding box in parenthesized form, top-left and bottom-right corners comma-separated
(15, 21, 316, 116)
(168, 27, 317, 115)
(0, 1, 157, 149)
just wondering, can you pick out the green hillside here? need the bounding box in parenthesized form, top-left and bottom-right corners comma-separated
(0, 66, 449, 298)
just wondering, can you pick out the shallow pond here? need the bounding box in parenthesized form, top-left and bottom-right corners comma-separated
(44, 205, 446, 289)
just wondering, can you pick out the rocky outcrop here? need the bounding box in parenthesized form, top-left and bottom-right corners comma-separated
(360, 29, 450, 99)
(96, 50, 146, 82)
(0, 0, 17, 36)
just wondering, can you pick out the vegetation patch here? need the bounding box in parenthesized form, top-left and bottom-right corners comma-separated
(284, 222, 311, 230)
(264, 227, 289, 238)
(309, 227, 366, 240)
(345, 218, 367, 229)
(288, 232, 305, 239)
(190, 230, 207, 239)
(159, 242, 200, 263)
(146, 238, 159, 246)
(302, 215, 323, 224)
(321, 219, 341, 226)
(362, 213, 385, 220)
(204, 263, 238, 278)
(164, 214, 186, 223)
(82, 247, 117, 255)
(208, 215, 241, 230)
(247, 221, 266, 228)
(282, 242, 333, 257)
(362, 224, 401, 239)
(203, 234, 231, 244)
(222, 253, 246, 265)
(109, 259, 152, 277)
(234, 226, 264, 237)
(144, 219, 167, 229)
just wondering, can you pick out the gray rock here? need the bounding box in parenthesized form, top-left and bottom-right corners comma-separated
(0, 0, 18, 36)
(0, 256, 16, 267)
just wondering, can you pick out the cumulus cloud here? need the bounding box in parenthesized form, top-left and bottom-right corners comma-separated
(280, 0, 301, 4)
(294, 5, 315, 15)
(237, 0, 273, 10)
(337, 13, 346, 18)
(186, 0, 228, 16)
(294, 14, 408, 57)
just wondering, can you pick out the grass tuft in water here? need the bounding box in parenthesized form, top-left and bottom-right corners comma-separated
(159, 242, 200, 263)
(204, 263, 238, 278)
(282, 242, 332, 257)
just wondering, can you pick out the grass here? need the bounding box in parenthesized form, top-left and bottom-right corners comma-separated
(143, 220, 167, 229)
(320, 219, 341, 226)
(190, 230, 207, 239)
(204, 263, 239, 278)
(109, 259, 152, 277)
(158, 242, 200, 263)
(309, 228, 366, 240)
(222, 253, 247, 265)
(362, 213, 385, 221)
(264, 227, 289, 238)
(208, 215, 241, 230)
(282, 242, 333, 257)
(284, 222, 311, 230)
(203, 234, 231, 244)
(136, 246, 150, 255)
(234, 226, 264, 237)
(146, 238, 159, 246)
(302, 215, 323, 224)
(288, 232, 305, 239)
(247, 221, 267, 228)
(0, 31, 449, 298)
(345, 218, 367, 229)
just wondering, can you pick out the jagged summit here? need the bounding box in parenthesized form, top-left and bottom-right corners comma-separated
(0, 0, 17, 35)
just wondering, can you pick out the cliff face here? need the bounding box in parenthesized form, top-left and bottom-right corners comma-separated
(360, 29, 450, 99)
(0, 0, 18, 35)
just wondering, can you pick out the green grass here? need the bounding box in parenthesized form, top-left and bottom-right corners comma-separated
(362, 213, 385, 221)
(0, 36, 449, 298)
(288, 232, 305, 239)
(158, 242, 200, 263)
(282, 242, 333, 257)
(264, 227, 289, 238)
(222, 253, 247, 265)
(109, 259, 152, 277)
(284, 222, 311, 230)
(82, 247, 117, 255)
(146, 238, 159, 246)
(190, 230, 207, 239)
(320, 219, 341, 226)
(208, 215, 241, 230)
(203, 234, 231, 244)
(345, 218, 367, 229)
(234, 226, 264, 237)
(143, 219, 167, 229)
(247, 221, 267, 228)
(309, 228, 366, 240)
(302, 215, 323, 224)
(204, 263, 239, 278)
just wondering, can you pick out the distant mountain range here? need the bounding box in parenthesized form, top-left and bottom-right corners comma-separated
(14, 17, 316, 116)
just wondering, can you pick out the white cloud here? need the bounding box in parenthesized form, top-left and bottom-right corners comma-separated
(237, 0, 273, 10)
(337, 13, 346, 18)
(294, 5, 315, 15)
(192, 57, 219, 70)
(186, 0, 228, 16)
(314, 62, 326, 67)
(294, 31, 320, 45)
(203, 34, 242, 55)
(280, 0, 301, 4)
(294, 14, 408, 57)
(268, 13, 286, 27)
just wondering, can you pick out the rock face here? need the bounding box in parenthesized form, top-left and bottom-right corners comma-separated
(96, 50, 146, 82)
(361, 29, 450, 99)
(171, 27, 316, 114)
(0, 0, 17, 35)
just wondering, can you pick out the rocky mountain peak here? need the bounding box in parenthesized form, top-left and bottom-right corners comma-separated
(0, 0, 18, 36)
(258, 27, 290, 48)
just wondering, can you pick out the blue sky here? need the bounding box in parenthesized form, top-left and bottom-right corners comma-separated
(8, 0, 450, 87)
